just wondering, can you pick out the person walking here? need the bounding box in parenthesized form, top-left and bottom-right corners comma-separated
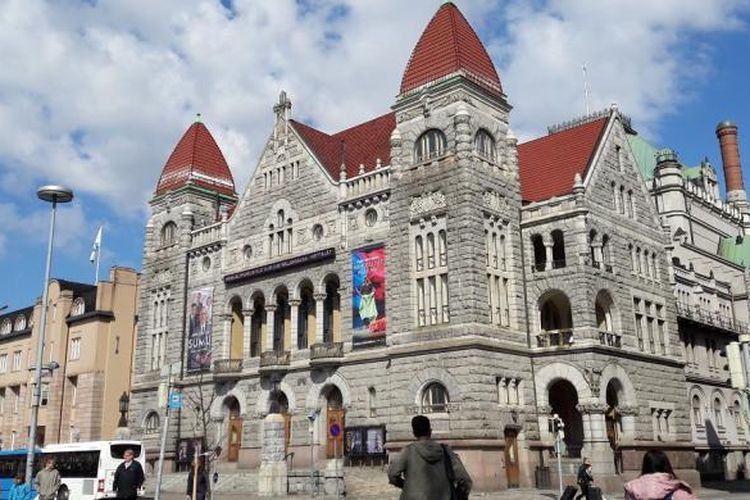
(575, 458, 593, 500)
(624, 450, 696, 500)
(185, 457, 208, 500)
(388, 415, 472, 500)
(113, 448, 145, 500)
(8, 473, 34, 500)
(34, 457, 61, 500)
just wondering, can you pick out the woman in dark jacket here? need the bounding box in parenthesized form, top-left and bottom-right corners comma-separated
(186, 458, 208, 500)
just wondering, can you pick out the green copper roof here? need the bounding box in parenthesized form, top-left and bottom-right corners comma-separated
(719, 236, 750, 267)
(627, 134, 660, 180)
(682, 166, 703, 179)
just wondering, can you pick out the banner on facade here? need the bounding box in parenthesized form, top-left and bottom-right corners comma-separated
(351, 246, 386, 348)
(187, 287, 213, 371)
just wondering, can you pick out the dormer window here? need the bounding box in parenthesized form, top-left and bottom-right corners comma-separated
(415, 129, 447, 163)
(0, 319, 10, 335)
(72, 298, 85, 317)
(13, 315, 26, 331)
(474, 129, 496, 161)
(161, 221, 177, 246)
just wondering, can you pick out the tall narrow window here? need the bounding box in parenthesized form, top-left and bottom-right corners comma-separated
(413, 220, 449, 326)
(474, 129, 496, 161)
(161, 221, 177, 246)
(438, 230, 447, 267)
(427, 233, 436, 269)
(416, 279, 426, 327)
(368, 387, 377, 417)
(415, 236, 424, 271)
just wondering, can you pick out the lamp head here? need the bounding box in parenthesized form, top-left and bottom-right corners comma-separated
(37, 185, 74, 204)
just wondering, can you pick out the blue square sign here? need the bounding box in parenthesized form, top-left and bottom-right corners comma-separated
(168, 391, 183, 409)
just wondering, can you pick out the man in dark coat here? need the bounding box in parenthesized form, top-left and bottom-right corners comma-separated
(113, 449, 145, 499)
(387, 415, 472, 500)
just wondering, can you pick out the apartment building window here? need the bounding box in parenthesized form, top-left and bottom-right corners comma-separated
(40, 382, 49, 407)
(11, 351, 21, 371)
(69, 376, 78, 407)
(0, 354, 6, 373)
(413, 219, 450, 326)
(11, 386, 20, 413)
(634, 298, 665, 354)
(70, 338, 81, 360)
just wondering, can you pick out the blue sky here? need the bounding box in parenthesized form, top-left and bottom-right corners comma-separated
(1, 0, 749, 311)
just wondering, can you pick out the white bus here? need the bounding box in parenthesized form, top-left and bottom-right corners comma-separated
(41, 440, 145, 499)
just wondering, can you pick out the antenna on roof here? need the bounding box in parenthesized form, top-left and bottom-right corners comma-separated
(582, 63, 591, 115)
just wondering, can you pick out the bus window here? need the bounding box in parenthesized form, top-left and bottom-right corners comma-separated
(110, 444, 142, 459)
(48, 451, 100, 478)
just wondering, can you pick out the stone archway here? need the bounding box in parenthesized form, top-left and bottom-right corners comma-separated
(222, 396, 242, 462)
(549, 379, 584, 458)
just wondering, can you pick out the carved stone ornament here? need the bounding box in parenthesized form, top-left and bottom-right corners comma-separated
(576, 401, 609, 415)
(410, 191, 447, 217)
(482, 190, 507, 213)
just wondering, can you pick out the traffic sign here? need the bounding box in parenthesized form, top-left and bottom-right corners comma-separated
(330, 423, 341, 437)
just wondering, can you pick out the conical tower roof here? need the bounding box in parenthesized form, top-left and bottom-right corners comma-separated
(400, 2, 503, 97)
(155, 120, 236, 196)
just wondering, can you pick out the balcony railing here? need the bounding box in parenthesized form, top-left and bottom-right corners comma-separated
(260, 350, 291, 368)
(675, 303, 747, 334)
(598, 330, 622, 348)
(310, 342, 344, 360)
(536, 329, 574, 348)
(214, 358, 243, 374)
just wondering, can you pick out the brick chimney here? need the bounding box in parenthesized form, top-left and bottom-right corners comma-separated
(716, 121, 746, 204)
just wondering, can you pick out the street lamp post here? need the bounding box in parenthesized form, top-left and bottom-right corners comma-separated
(25, 185, 73, 484)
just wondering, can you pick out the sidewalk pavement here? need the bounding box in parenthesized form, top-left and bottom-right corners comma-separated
(149, 486, 750, 500)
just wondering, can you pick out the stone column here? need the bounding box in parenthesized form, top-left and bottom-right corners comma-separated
(243, 308, 254, 359)
(577, 399, 615, 474)
(544, 239, 553, 271)
(593, 243, 603, 265)
(220, 312, 231, 359)
(619, 405, 639, 438)
(258, 413, 288, 496)
(314, 293, 327, 345)
(265, 305, 277, 352)
(289, 299, 301, 352)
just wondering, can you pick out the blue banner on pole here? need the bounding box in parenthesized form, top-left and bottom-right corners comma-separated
(168, 391, 183, 409)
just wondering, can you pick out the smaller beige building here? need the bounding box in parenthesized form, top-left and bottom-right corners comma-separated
(0, 267, 139, 449)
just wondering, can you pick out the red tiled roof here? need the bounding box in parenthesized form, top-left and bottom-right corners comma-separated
(518, 117, 609, 202)
(400, 2, 502, 96)
(290, 112, 396, 179)
(156, 121, 236, 196)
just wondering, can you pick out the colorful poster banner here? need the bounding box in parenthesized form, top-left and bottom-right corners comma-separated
(187, 287, 213, 371)
(352, 246, 386, 348)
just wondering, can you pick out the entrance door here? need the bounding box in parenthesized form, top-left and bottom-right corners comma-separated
(227, 415, 242, 462)
(504, 428, 520, 488)
(327, 408, 345, 459)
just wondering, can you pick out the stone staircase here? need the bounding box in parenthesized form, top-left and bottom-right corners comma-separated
(144, 470, 259, 495)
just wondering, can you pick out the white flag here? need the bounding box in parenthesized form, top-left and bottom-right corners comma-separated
(89, 226, 103, 263)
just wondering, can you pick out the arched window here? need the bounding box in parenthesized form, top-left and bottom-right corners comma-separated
(438, 230, 447, 266)
(144, 412, 160, 433)
(426, 233, 436, 269)
(415, 129, 447, 162)
(551, 230, 566, 268)
(161, 221, 177, 246)
(368, 387, 377, 417)
(734, 400, 743, 430)
(692, 395, 702, 425)
(421, 382, 449, 413)
(531, 234, 546, 271)
(0, 319, 11, 335)
(71, 298, 85, 317)
(474, 129, 496, 160)
(277, 210, 285, 227)
(13, 315, 27, 331)
(414, 235, 424, 271)
(714, 397, 724, 427)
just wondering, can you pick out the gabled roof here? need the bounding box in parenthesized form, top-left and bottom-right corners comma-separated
(400, 2, 502, 97)
(518, 117, 609, 202)
(156, 121, 236, 196)
(290, 112, 396, 179)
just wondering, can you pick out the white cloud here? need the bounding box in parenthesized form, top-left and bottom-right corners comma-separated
(0, 202, 88, 258)
(494, 0, 747, 139)
(0, 0, 746, 220)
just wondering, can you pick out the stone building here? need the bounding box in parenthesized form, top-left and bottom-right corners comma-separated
(128, 2, 749, 491)
(0, 267, 139, 448)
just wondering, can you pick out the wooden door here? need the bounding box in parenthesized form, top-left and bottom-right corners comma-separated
(326, 408, 345, 459)
(227, 416, 242, 462)
(504, 428, 520, 488)
(283, 412, 292, 453)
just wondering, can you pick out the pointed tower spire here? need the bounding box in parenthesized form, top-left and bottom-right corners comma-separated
(155, 121, 236, 196)
(400, 2, 503, 97)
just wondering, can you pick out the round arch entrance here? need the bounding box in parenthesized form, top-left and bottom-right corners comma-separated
(223, 396, 242, 462)
(324, 386, 344, 459)
(549, 380, 583, 458)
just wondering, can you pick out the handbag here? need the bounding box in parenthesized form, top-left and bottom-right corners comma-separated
(441, 444, 469, 500)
